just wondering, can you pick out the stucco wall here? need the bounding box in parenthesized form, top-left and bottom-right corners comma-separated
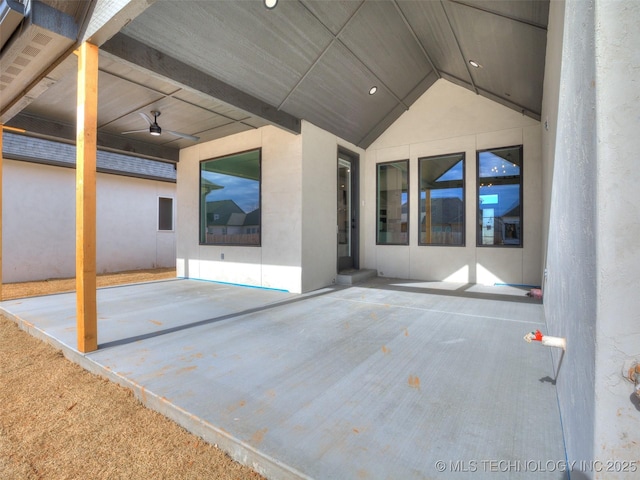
(300, 122, 365, 292)
(593, 0, 640, 472)
(299, 122, 338, 292)
(543, 0, 597, 470)
(2, 159, 176, 283)
(540, 0, 565, 281)
(177, 126, 304, 293)
(364, 79, 542, 285)
(543, 0, 640, 475)
(177, 122, 366, 294)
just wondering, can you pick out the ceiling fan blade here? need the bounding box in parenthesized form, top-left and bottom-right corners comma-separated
(138, 112, 153, 125)
(121, 128, 149, 135)
(167, 130, 200, 142)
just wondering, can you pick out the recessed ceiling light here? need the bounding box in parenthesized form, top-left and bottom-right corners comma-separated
(369, 86, 378, 95)
(469, 60, 481, 68)
(264, 0, 278, 9)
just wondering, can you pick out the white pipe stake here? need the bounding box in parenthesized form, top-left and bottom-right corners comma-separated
(541, 335, 567, 350)
(524, 330, 567, 380)
(524, 330, 566, 350)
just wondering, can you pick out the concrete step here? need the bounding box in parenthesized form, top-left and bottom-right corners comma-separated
(336, 268, 377, 285)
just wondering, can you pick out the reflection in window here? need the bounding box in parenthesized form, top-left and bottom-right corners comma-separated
(200, 149, 261, 245)
(419, 153, 465, 246)
(377, 160, 408, 245)
(477, 146, 522, 247)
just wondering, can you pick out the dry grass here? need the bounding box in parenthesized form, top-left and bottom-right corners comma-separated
(0, 268, 177, 300)
(0, 269, 264, 480)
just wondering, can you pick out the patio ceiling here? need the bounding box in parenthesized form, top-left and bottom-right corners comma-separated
(0, 0, 549, 162)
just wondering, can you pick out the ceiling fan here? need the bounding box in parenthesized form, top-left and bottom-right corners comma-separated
(122, 110, 200, 142)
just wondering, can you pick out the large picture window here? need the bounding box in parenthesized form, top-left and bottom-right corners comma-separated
(477, 146, 522, 247)
(419, 153, 465, 246)
(376, 160, 409, 245)
(200, 149, 261, 246)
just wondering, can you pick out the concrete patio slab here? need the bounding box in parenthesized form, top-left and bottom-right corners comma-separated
(1, 277, 566, 479)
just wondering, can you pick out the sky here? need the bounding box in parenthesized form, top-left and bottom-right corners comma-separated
(202, 171, 259, 213)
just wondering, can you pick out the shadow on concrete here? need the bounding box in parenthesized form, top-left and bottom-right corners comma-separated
(98, 285, 339, 350)
(539, 376, 557, 385)
(356, 277, 542, 304)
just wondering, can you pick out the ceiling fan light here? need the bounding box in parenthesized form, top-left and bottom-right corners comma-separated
(150, 124, 161, 136)
(264, 0, 278, 10)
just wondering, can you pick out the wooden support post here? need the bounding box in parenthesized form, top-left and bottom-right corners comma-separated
(76, 42, 99, 353)
(0, 125, 3, 301)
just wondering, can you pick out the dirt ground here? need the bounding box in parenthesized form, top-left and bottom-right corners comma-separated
(0, 269, 264, 480)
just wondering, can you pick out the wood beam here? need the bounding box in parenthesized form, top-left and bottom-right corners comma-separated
(101, 33, 301, 135)
(6, 113, 180, 163)
(76, 42, 99, 353)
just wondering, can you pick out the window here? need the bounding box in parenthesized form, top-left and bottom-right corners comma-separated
(419, 153, 465, 246)
(158, 197, 173, 231)
(376, 160, 408, 245)
(200, 149, 261, 246)
(477, 146, 522, 247)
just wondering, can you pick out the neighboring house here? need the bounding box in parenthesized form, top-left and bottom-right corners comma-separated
(242, 208, 260, 236)
(204, 200, 260, 245)
(206, 199, 244, 232)
(2, 133, 176, 283)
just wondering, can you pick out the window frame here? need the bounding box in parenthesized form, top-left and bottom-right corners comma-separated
(158, 196, 174, 231)
(476, 145, 523, 248)
(199, 148, 262, 247)
(418, 152, 466, 247)
(376, 159, 409, 246)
